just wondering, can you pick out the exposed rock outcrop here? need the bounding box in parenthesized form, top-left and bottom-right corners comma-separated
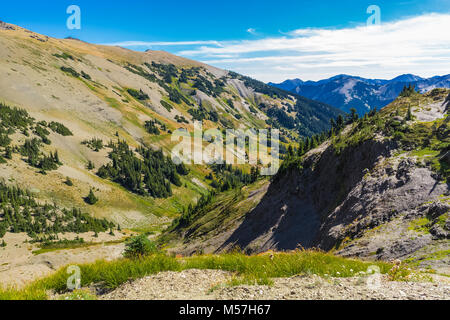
(0, 21, 15, 30)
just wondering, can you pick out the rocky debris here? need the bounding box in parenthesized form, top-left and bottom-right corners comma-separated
(100, 269, 231, 300)
(402, 240, 450, 274)
(413, 100, 447, 122)
(95, 269, 450, 300)
(336, 199, 449, 261)
(421, 202, 450, 240)
(316, 149, 447, 256)
(425, 202, 450, 220)
(0, 21, 15, 30)
(29, 34, 48, 42)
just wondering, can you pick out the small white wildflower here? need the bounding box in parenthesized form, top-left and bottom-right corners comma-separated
(336, 272, 340, 275)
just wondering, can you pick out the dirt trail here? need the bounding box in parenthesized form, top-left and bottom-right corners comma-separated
(0, 232, 126, 288)
(99, 269, 450, 300)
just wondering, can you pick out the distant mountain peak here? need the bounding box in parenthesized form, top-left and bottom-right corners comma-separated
(270, 74, 450, 115)
(389, 74, 424, 83)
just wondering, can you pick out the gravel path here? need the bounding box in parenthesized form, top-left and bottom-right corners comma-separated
(99, 269, 450, 300)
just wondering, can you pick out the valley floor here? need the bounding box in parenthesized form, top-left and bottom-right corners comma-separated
(84, 269, 450, 300)
(0, 232, 128, 288)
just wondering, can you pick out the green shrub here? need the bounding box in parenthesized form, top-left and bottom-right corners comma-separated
(60, 66, 80, 78)
(81, 138, 103, 151)
(127, 88, 149, 101)
(84, 189, 98, 205)
(48, 122, 73, 136)
(64, 177, 73, 186)
(393, 131, 405, 141)
(123, 234, 158, 259)
(80, 71, 91, 81)
(160, 100, 173, 112)
(53, 52, 75, 60)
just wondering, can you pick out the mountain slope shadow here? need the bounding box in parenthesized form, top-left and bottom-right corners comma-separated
(217, 138, 395, 254)
(217, 169, 320, 253)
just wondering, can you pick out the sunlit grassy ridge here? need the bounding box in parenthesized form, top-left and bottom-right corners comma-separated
(0, 250, 393, 300)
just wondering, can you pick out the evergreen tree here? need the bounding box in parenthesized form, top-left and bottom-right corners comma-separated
(349, 108, 359, 123)
(64, 177, 73, 186)
(406, 105, 413, 121)
(287, 145, 294, 157)
(297, 140, 305, 156)
(85, 189, 98, 205)
(86, 160, 95, 170)
(336, 115, 344, 130)
(4, 146, 12, 159)
(399, 84, 417, 97)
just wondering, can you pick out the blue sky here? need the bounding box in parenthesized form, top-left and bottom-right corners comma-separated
(1, 0, 450, 81)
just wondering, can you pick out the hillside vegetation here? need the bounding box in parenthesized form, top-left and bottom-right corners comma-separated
(0, 22, 342, 235)
(0, 249, 394, 300)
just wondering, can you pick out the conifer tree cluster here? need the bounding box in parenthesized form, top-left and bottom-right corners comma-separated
(46, 121, 73, 136)
(0, 103, 71, 172)
(192, 74, 225, 97)
(81, 138, 104, 152)
(295, 107, 361, 158)
(172, 191, 216, 228)
(20, 138, 61, 172)
(144, 120, 161, 135)
(207, 163, 259, 191)
(126, 88, 149, 101)
(188, 104, 219, 122)
(0, 103, 70, 172)
(96, 140, 188, 198)
(0, 181, 115, 239)
(399, 84, 418, 97)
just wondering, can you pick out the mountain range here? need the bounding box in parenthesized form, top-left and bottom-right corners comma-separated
(269, 74, 450, 115)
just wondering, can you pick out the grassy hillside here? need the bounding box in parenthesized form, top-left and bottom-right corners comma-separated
(0, 22, 342, 236)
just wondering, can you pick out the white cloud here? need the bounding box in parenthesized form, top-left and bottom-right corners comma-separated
(106, 13, 450, 82)
(246, 28, 257, 35)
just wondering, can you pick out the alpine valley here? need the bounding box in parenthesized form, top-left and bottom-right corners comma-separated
(0, 21, 449, 300)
